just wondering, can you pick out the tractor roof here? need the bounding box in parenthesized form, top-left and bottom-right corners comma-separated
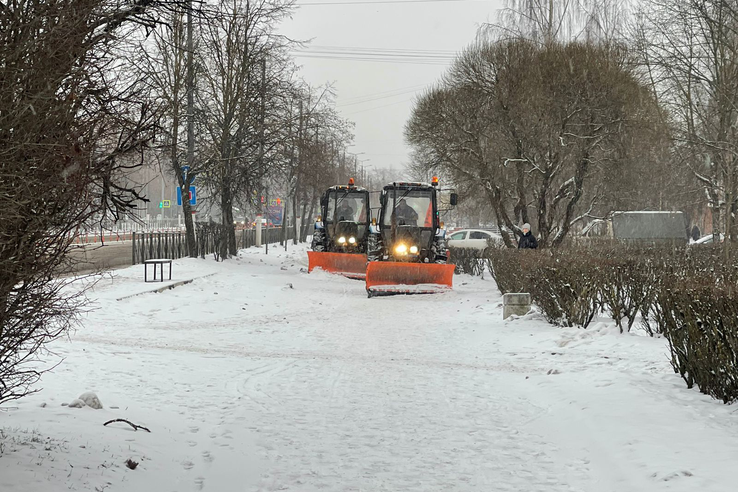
(326, 185, 368, 193)
(383, 181, 434, 191)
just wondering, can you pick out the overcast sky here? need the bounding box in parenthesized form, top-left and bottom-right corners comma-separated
(279, 0, 504, 177)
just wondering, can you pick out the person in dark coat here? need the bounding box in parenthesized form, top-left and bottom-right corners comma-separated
(393, 199, 418, 226)
(691, 224, 701, 241)
(335, 200, 355, 221)
(518, 223, 538, 249)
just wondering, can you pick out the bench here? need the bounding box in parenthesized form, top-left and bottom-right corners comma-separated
(144, 259, 172, 283)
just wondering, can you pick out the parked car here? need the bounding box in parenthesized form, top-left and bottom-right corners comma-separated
(691, 233, 724, 245)
(446, 229, 501, 250)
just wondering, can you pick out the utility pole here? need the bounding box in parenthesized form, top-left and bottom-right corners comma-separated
(293, 100, 303, 245)
(265, 187, 269, 255)
(182, 0, 196, 256)
(259, 58, 268, 254)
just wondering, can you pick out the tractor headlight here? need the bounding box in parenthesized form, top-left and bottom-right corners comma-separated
(409, 245, 418, 254)
(348, 236, 356, 244)
(338, 236, 346, 244)
(395, 244, 407, 254)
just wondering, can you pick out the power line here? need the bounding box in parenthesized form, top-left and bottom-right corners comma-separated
(298, 0, 483, 6)
(294, 54, 451, 65)
(307, 45, 458, 55)
(292, 45, 459, 65)
(338, 83, 428, 104)
(343, 97, 417, 115)
(337, 86, 427, 107)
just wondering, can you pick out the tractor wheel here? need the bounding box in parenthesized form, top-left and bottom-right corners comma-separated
(311, 229, 326, 252)
(367, 233, 383, 262)
(432, 237, 447, 264)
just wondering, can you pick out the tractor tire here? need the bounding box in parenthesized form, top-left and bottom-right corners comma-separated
(367, 233, 383, 262)
(432, 236, 448, 264)
(311, 229, 326, 252)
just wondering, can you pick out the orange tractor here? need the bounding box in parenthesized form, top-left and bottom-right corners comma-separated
(365, 177, 457, 297)
(307, 179, 371, 279)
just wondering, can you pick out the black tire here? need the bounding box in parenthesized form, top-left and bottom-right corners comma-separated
(432, 236, 447, 264)
(311, 229, 326, 252)
(367, 233, 383, 262)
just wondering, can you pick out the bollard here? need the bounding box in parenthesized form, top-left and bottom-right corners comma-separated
(503, 293, 532, 319)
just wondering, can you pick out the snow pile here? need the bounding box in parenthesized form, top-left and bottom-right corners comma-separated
(78, 392, 103, 409)
(63, 392, 102, 409)
(67, 398, 86, 408)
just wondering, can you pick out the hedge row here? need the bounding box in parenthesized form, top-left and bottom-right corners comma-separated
(449, 245, 738, 403)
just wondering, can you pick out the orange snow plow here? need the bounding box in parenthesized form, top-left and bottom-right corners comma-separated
(365, 261, 454, 296)
(308, 251, 368, 279)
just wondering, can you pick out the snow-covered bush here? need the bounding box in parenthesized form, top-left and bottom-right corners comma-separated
(654, 282, 738, 403)
(448, 247, 489, 276)
(482, 243, 738, 403)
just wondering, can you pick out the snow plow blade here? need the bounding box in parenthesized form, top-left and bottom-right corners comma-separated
(307, 251, 367, 279)
(365, 262, 454, 296)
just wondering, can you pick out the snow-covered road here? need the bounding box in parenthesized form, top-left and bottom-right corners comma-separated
(1, 244, 737, 492)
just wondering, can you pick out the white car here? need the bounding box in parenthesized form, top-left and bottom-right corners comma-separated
(691, 233, 723, 245)
(446, 229, 501, 250)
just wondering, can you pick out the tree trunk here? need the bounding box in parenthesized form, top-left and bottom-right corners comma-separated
(551, 152, 589, 248)
(292, 187, 299, 245)
(220, 179, 232, 260)
(301, 200, 315, 242)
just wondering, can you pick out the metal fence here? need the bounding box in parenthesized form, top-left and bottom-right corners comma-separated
(238, 227, 299, 249)
(132, 226, 305, 264)
(132, 231, 190, 264)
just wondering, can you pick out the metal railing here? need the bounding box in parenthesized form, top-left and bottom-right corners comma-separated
(132, 226, 306, 264)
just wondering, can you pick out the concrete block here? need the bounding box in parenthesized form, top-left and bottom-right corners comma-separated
(503, 293, 531, 319)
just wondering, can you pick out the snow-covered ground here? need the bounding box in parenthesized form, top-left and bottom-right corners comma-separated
(1, 243, 737, 492)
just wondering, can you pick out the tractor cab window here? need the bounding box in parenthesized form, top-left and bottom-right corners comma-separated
(382, 190, 433, 228)
(326, 193, 368, 224)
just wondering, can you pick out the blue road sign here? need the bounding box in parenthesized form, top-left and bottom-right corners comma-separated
(181, 165, 196, 184)
(177, 186, 197, 206)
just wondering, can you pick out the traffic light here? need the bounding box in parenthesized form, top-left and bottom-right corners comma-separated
(159, 201, 163, 208)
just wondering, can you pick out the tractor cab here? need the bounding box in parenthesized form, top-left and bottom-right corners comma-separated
(307, 179, 371, 280)
(377, 183, 440, 262)
(317, 179, 370, 253)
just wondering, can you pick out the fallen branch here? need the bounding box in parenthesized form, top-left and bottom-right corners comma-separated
(103, 419, 151, 433)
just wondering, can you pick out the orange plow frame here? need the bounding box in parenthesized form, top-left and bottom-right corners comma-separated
(307, 251, 368, 279)
(365, 261, 455, 296)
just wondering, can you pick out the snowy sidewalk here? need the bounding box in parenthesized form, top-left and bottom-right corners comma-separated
(1, 244, 737, 492)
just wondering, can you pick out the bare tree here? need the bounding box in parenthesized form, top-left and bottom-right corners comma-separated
(636, 0, 738, 247)
(495, 0, 631, 43)
(137, 11, 201, 256)
(197, 0, 295, 258)
(406, 39, 665, 247)
(0, 0, 186, 404)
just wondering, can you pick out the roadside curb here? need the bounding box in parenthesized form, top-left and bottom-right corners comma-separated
(116, 273, 217, 301)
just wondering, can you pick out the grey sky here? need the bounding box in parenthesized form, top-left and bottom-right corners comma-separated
(279, 0, 503, 177)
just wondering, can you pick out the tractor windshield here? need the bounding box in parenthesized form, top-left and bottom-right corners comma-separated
(382, 190, 433, 228)
(326, 192, 368, 224)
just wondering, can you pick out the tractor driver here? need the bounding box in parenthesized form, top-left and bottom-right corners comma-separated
(335, 199, 355, 221)
(394, 199, 419, 226)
